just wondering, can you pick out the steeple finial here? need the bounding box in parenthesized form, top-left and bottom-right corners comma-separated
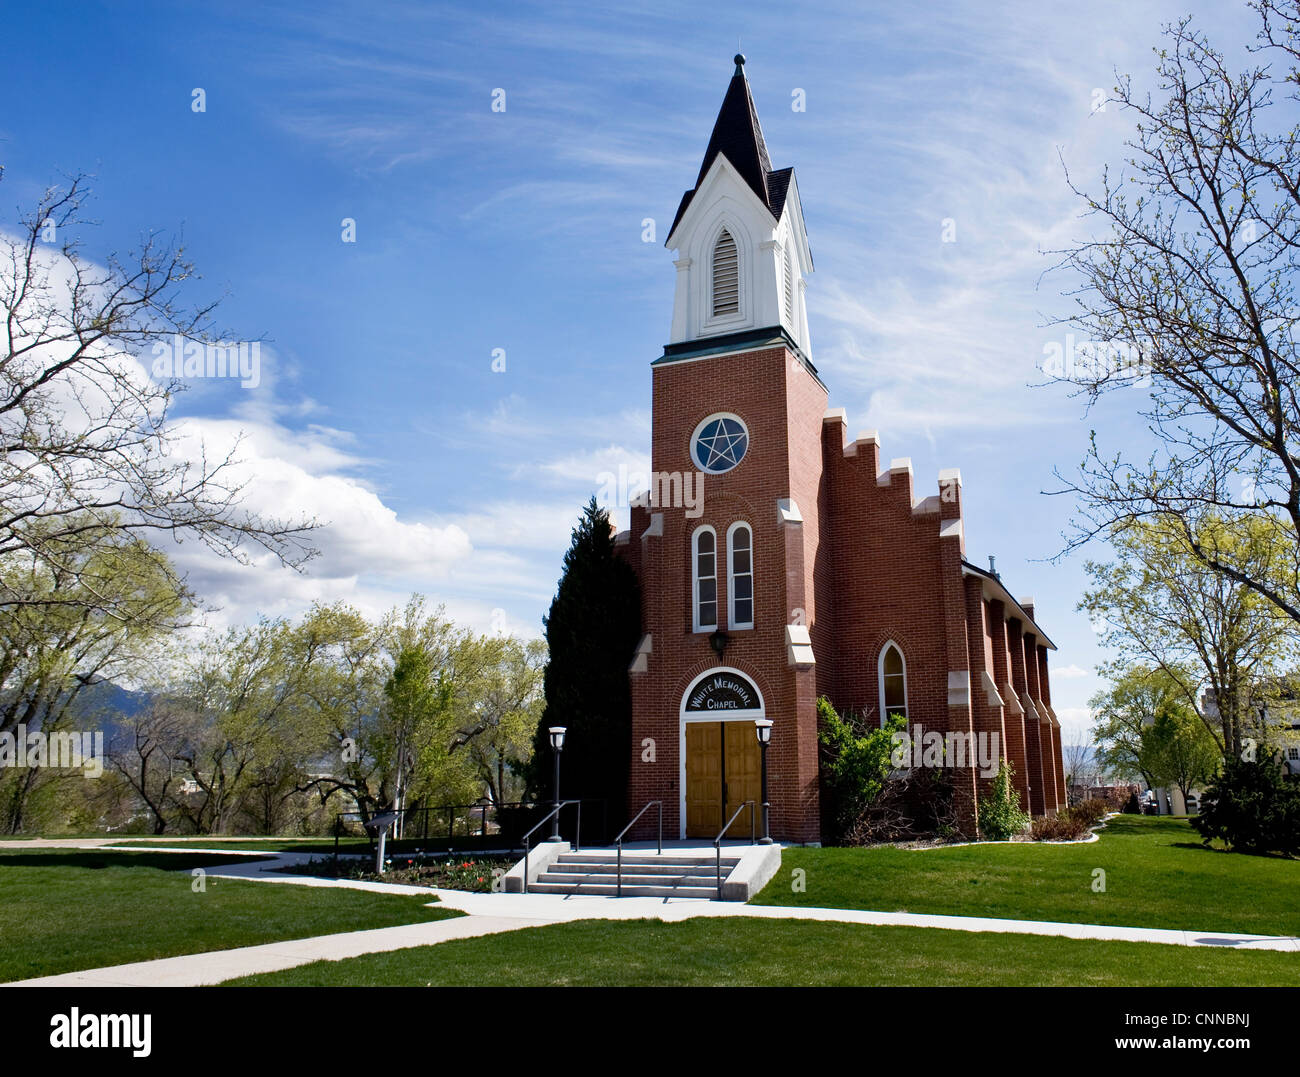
(734, 53, 746, 76)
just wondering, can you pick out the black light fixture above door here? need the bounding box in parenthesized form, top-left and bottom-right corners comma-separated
(709, 629, 730, 659)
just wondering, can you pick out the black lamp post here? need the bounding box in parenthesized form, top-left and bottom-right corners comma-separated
(547, 726, 566, 842)
(755, 718, 773, 844)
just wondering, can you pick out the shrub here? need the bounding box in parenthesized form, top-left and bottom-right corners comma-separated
(1123, 791, 1142, 814)
(978, 762, 1031, 840)
(818, 698, 903, 843)
(846, 769, 959, 845)
(1191, 751, 1300, 856)
(1100, 788, 1131, 812)
(1032, 811, 1090, 841)
(1032, 800, 1107, 841)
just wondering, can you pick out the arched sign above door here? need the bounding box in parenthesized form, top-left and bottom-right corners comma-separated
(683, 669, 762, 713)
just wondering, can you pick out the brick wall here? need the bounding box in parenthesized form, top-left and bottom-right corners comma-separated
(622, 342, 1067, 842)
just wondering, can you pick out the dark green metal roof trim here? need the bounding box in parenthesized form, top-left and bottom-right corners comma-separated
(654, 324, 824, 389)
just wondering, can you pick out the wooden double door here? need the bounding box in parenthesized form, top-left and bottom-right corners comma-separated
(684, 720, 762, 838)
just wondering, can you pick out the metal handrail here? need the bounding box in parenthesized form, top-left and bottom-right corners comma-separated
(521, 799, 582, 894)
(713, 800, 755, 899)
(333, 799, 609, 851)
(613, 800, 663, 897)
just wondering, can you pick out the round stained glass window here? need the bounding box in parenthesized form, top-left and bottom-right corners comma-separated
(691, 413, 749, 474)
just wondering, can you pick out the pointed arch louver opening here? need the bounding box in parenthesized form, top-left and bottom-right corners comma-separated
(712, 230, 739, 316)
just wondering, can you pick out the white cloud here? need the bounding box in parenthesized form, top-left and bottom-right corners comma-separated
(534, 444, 652, 487)
(433, 500, 584, 554)
(1055, 706, 1093, 744)
(166, 412, 473, 582)
(1053, 663, 1091, 679)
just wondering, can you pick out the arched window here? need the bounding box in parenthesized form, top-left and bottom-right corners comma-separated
(727, 522, 754, 629)
(783, 245, 795, 324)
(878, 642, 908, 727)
(692, 527, 717, 632)
(712, 230, 739, 316)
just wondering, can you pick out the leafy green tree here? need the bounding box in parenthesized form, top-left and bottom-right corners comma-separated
(290, 597, 478, 826)
(46, 595, 548, 836)
(525, 497, 641, 833)
(218, 598, 541, 833)
(1141, 702, 1220, 811)
(1089, 665, 1192, 790)
(1081, 515, 1298, 758)
(285, 602, 387, 819)
(0, 527, 187, 832)
(176, 617, 317, 834)
(453, 635, 544, 807)
(382, 645, 448, 820)
(0, 522, 188, 738)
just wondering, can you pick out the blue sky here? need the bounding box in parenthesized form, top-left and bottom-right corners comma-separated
(0, 0, 1267, 740)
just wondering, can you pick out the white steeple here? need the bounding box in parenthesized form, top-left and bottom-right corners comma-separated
(664, 56, 813, 354)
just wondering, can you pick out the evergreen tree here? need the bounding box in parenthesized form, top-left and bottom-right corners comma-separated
(525, 497, 641, 836)
(1191, 751, 1300, 856)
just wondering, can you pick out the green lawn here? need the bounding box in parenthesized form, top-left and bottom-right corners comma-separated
(0, 849, 461, 982)
(752, 816, 1300, 936)
(221, 917, 1300, 987)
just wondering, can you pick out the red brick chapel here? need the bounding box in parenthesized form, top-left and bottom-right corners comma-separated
(616, 56, 1067, 843)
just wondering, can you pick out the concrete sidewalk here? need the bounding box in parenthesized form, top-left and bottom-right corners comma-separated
(6, 839, 1298, 986)
(426, 888, 1300, 951)
(10, 915, 543, 987)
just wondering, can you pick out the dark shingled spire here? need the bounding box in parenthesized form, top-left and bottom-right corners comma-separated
(667, 55, 794, 243)
(695, 54, 772, 206)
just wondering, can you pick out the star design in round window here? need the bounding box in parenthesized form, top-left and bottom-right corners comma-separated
(691, 414, 749, 474)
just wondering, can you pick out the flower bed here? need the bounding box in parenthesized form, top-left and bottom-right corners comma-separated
(283, 854, 515, 891)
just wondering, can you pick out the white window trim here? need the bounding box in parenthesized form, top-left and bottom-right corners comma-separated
(878, 640, 908, 728)
(726, 521, 754, 631)
(692, 525, 718, 633)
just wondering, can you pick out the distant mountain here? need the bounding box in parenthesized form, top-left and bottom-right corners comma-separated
(66, 680, 153, 741)
(0, 679, 152, 741)
(74, 680, 151, 719)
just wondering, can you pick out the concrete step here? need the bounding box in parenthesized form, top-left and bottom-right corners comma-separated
(549, 860, 737, 876)
(556, 853, 741, 867)
(539, 871, 721, 887)
(527, 880, 720, 899)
